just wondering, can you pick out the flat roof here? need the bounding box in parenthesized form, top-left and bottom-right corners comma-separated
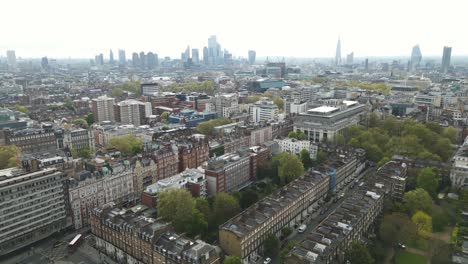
(308, 106, 338, 113)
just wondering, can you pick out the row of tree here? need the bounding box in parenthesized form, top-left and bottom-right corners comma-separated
(196, 118, 233, 135)
(344, 115, 456, 164)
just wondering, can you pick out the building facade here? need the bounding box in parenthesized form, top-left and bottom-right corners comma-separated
(92, 95, 115, 123)
(274, 138, 318, 159)
(0, 168, 68, 256)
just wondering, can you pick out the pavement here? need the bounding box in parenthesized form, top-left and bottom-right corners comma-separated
(1, 232, 100, 264)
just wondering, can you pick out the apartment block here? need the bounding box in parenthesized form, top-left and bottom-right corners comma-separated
(0, 168, 68, 256)
(91, 203, 220, 264)
(274, 138, 318, 159)
(63, 128, 95, 151)
(91, 95, 115, 123)
(219, 170, 329, 263)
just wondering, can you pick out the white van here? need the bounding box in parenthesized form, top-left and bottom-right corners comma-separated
(298, 224, 307, 233)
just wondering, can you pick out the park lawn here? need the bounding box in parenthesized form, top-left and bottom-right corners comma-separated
(394, 250, 427, 264)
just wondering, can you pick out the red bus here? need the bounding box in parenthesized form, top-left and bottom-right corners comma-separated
(68, 234, 83, 253)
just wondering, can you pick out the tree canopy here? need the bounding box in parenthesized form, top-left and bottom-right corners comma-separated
(403, 188, 433, 215)
(196, 118, 232, 135)
(344, 118, 455, 164)
(379, 213, 417, 246)
(107, 135, 143, 155)
(223, 256, 241, 264)
(263, 234, 280, 257)
(85, 113, 94, 125)
(345, 242, 374, 264)
(163, 81, 216, 95)
(300, 149, 312, 168)
(411, 210, 432, 238)
(0, 145, 20, 169)
(288, 131, 307, 140)
(416, 167, 439, 197)
(15, 104, 28, 114)
(72, 118, 89, 128)
(273, 153, 304, 185)
(213, 193, 241, 225)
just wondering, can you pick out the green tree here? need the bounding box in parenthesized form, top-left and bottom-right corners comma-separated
(247, 96, 261, 104)
(0, 145, 20, 169)
(411, 211, 432, 237)
(70, 148, 78, 159)
(442, 126, 457, 143)
(160, 111, 170, 122)
(119, 81, 141, 95)
(107, 135, 143, 155)
(111, 87, 124, 97)
(432, 211, 448, 232)
(239, 189, 259, 209)
(196, 118, 232, 135)
(368, 112, 380, 128)
(213, 193, 241, 225)
(416, 168, 439, 197)
(281, 227, 293, 238)
(85, 113, 94, 125)
(194, 198, 212, 224)
(379, 213, 417, 246)
(300, 149, 312, 168)
(378, 157, 391, 167)
(344, 242, 374, 264)
(273, 97, 284, 110)
(273, 153, 304, 185)
(185, 208, 208, 238)
(403, 188, 432, 214)
(15, 104, 28, 114)
(263, 234, 279, 257)
(72, 118, 89, 128)
(334, 134, 345, 145)
(157, 189, 195, 233)
(78, 148, 93, 159)
(223, 256, 241, 264)
(314, 150, 328, 166)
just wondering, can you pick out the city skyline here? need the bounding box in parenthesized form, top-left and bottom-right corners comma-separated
(1, 0, 467, 59)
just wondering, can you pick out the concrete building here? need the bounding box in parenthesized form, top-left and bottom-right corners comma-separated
(293, 100, 366, 143)
(250, 99, 279, 123)
(63, 128, 95, 152)
(114, 99, 152, 126)
(275, 138, 318, 159)
(91, 203, 220, 264)
(141, 167, 207, 207)
(214, 93, 239, 118)
(68, 161, 135, 229)
(92, 95, 115, 123)
(285, 99, 307, 115)
(248, 125, 273, 146)
(441, 46, 452, 73)
(1, 124, 60, 154)
(204, 150, 254, 195)
(132, 158, 158, 200)
(0, 168, 68, 256)
(219, 170, 329, 263)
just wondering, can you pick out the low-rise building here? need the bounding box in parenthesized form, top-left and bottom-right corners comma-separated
(219, 170, 329, 263)
(450, 136, 468, 188)
(91, 203, 220, 264)
(63, 128, 95, 151)
(275, 138, 318, 159)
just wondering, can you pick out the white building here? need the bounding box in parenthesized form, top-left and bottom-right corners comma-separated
(214, 93, 239, 118)
(450, 136, 468, 188)
(144, 167, 207, 197)
(68, 161, 135, 229)
(250, 99, 279, 123)
(294, 100, 367, 143)
(274, 138, 318, 159)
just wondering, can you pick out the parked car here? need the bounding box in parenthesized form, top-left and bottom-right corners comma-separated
(263, 257, 272, 264)
(298, 224, 307, 233)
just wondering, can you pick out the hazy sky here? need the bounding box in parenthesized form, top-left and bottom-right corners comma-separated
(1, 0, 467, 59)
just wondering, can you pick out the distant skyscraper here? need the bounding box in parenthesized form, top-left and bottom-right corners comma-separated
(441, 46, 452, 73)
(192, 49, 199, 64)
(346, 52, 354, 65)
(118, 49, 126, 65)
(41, 57, 49, 70)
(184, 46, 190, 63)
(139, 52, 146, 69)
(410, 45, 422, 71)
(335, 38, 342, 66)
(132, 52, 140, 68)
(6, 50, 16, 69)
(203, 47, 209, 65)
(109, 49, 114, 64)
(208, 35, 222, 65)
(248, 50, 256, 65)
(147, 52, 157, 70)
(95, 54, 104, 66)
(364, 58, 369, 71)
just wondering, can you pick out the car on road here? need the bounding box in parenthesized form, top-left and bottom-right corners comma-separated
(339, 192, 345, 199)
(263, 257, 272, 264)
(298, 224, 307, 233)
